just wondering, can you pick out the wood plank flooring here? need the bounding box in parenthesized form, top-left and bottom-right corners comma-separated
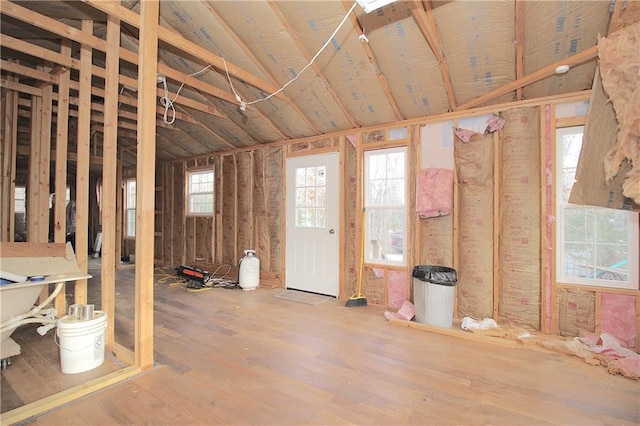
(3, 265, 639, 425)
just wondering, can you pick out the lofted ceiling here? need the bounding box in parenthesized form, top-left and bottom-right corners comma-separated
(0, 0, 624, 167)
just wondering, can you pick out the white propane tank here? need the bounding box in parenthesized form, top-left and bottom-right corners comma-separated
(239, 250, 260, 291)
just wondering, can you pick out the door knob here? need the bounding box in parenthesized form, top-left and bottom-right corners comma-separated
(329, 228, 335, 234)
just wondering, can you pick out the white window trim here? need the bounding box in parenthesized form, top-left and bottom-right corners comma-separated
(186, 169, 215, 216)
(555, 126, 639, 290)
(364, 146, 407, 266)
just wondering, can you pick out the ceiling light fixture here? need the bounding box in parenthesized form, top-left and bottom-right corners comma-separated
(356, 0, 397, 13)
(555, 64, 570, 74)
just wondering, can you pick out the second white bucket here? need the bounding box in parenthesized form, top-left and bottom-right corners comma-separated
(57, 310, 107, 374)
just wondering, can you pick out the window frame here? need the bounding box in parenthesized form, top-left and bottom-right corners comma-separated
(186, 169, 215, 216)
(555, 125, 639, 290)
(363, 146, 407, 266)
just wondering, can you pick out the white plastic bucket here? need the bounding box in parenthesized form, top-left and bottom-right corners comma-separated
(57, 310, 107, 374)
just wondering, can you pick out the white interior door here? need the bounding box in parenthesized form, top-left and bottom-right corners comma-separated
(286, 153, 339, 297)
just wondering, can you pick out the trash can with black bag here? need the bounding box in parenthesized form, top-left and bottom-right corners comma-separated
(412, 265, 458, 328)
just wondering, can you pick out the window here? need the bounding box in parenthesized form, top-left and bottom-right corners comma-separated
(187, 170, 214, 215)
(364, 147, 406, 265)
(294, 165, 327, 228)
(556, 126, 638, 289)
(15, 187, 26, 213)
(125, 179, 136, 238)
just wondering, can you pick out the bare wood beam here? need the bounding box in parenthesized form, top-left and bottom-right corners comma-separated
(1, 74, 18, 242)
(343, 0, 404, 121)
(38, 77, 53, 240)
(269, 1, 359, 128)
(409, 2, 457, 110)
(515, 0, 525, 100)
(74, 19, 93, 303)
(2, 2, 235, 119)
(135, 0, 158, 371)
(0, 34, 80, 70)
(82, 0, 283, 99)
(457, 45, 598, 111)
(0, 60, 58, 84)
(102, 11, 119, 347)
(27, 95, 43, 242)
(54, 41, 71, 245)
(198, 0, 318, 136)
(0, 78, 44, 96)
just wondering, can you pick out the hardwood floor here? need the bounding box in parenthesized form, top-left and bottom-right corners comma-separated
(3, 266, 639, 425)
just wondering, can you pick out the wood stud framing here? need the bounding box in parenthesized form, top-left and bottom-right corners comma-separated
(1, 0, 638, 422)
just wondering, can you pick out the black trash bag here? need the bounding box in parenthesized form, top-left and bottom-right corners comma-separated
(412, 265, 457, 286)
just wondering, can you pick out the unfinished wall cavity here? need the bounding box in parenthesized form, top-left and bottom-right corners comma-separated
(455, 132, 495, 319)
(453, 107, 542, 328)
(158, 146, 283, 287)
(498, 107, 541, 329)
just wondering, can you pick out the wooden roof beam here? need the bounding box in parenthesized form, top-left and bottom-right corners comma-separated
(197, 0, 318, 137)
(409, 1, 457, 110)
(457, 45, 598, 111)
(343, 0, 404, 121)
(1, 2, 233, 119)
(515, 0, 525, 101)
(81, 0, 283, 100)
(268, 1, 359, 128)
(1, 33, 228, 122)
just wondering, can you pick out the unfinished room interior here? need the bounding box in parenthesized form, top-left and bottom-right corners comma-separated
(1, 0, 639, 424)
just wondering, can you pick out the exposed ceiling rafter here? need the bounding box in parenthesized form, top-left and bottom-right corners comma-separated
(268, 1, 359, 129)
(344, 0, 404, 121)
(409, 1, 457, 111)
(457, 45, 598, 110)
(199, 0, 319, 138)
(81, 0, 284, 101)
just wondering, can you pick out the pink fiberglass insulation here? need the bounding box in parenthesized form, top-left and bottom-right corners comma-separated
(386, 269, 408, 310)
(416, 168, 454, 218)
(601, 293, 637, 349)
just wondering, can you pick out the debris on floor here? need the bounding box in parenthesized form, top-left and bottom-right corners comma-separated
(541, 331, 640, 380)
(384, 300, 415, 321)
(461, 316, 498, 331)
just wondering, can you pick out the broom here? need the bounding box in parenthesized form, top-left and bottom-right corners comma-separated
(346, 209, 367, 307)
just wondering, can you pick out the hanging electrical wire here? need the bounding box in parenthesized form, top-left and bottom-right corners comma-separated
(158, 1, 361, 117)
(224, 1, 359, 109)
(159, 64, 213, 124)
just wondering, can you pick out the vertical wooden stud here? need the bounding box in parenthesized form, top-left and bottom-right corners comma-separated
(38, 84, 53, 241)
(115, 147, 123, 268)
(549, 104, 559, 335)
(134, 0, 159, 371)
(53, 40, 72, 316)
(492, 131, 500, 321)
(28, 95, 43, 242)
(102, 13, 121, 344)
(74, 19, 94, 304)
(1, 80, 18, 242)
(452, 118, 460, 318)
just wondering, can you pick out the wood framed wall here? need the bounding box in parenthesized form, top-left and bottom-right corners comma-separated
(1, 1, 637, 422)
